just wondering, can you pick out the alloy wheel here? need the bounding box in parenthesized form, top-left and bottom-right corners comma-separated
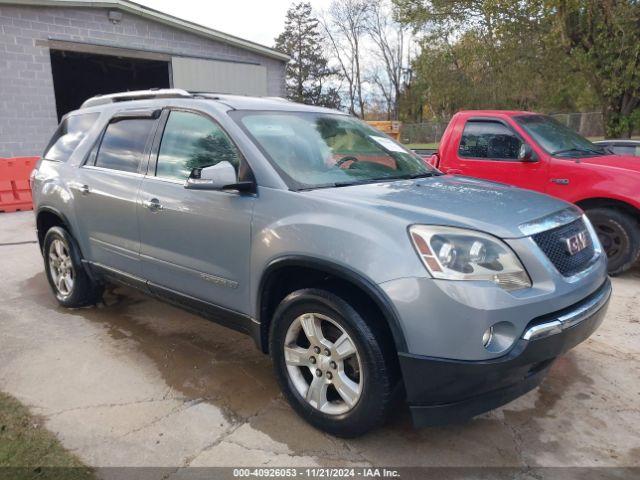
(48, 238, 74, 297)
(284, 312, 362, 415)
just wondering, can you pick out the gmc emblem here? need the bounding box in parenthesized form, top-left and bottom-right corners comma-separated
(565, 231, 589, 256)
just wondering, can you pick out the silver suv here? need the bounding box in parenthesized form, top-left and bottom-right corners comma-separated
(32, 89, 611, 437)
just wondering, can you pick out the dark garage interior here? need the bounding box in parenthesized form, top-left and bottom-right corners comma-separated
(50, 49, 170, 120)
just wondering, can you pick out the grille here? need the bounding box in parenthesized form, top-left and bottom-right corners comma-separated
(532, 218, 595, 277)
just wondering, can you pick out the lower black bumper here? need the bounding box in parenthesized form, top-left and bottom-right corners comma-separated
(400, 279, 611, 427)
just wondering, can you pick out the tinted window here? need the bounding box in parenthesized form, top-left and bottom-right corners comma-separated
(156, 111, 241, 181)
(43, 113, 100, 162)
(459, 121, 522, 160)
(94, 118, 155, 173)
(608, 145, 639, 156)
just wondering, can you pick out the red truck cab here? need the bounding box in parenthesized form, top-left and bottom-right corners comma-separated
(431, 110, 640, 274)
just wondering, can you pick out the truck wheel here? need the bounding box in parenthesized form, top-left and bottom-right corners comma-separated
(43, 226, 103, 307)
(586, 208, 640, 275)
(270, 288, 395, 437)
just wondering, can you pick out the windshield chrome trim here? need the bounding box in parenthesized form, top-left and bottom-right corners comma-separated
(518, 206, 582, 236)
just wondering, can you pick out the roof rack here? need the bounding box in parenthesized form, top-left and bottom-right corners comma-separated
(262, 96, 290, 102)
(80, 89, 193, 108)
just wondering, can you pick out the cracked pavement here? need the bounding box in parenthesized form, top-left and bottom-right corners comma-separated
(1, 212, 639, 475)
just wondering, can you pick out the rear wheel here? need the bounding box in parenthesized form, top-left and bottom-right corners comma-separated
(270, 289, 395, 437)
(43, 226, 103, 307)
(586, 208, 640, 275)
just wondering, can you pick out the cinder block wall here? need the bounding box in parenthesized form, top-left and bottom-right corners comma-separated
(0, 5, 286, 157)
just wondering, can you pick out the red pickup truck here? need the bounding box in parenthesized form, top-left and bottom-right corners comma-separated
(429, 110, 640, 274)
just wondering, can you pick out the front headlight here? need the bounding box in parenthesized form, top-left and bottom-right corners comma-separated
(409, 225, 532, 291)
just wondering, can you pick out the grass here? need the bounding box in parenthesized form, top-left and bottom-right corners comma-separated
(0, 392, 94, 479)
(404, 142, 439, 149)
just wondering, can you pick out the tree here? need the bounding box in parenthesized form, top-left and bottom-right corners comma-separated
(275, 2, 340, 108)
(393, 0, 596, 121)
(366, 0, 410, 120)
(553, 0, 640, 138)
(322, 0, 371, 117)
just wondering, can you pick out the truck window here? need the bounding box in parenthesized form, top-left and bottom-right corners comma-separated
(92, 118, 155, 174)
(43, 112, 100, 162)
(458, 120, 522, 160)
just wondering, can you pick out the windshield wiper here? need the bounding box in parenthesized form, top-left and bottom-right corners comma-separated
(551, 147, 604, 156)
(406, 172, 441, 179)
(332, 172, 439, 188)
(332, 178, 392, 187)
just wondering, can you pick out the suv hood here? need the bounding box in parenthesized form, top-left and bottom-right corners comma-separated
(304, 175, 572, 239)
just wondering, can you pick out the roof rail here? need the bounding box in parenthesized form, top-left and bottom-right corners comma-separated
(80, 89, 193, 109)
(262, 96, 291, 102)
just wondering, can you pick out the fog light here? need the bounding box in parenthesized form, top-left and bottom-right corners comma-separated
(482, 326, 494, 348)
(482, 322, 517, 353)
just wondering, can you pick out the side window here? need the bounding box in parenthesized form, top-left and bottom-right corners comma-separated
(43, 112, 100, 162)
(459, 120, 523, 160)
(156, 111, 241, 181)
(93, 118, 155, 173)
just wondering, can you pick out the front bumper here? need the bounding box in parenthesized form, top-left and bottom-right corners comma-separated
(399, 278, 611, 427)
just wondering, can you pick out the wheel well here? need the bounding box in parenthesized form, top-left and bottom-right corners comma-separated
(258, 264, 403, 366)
(36, 210, 67, 251)
(577, 198, 640, 223)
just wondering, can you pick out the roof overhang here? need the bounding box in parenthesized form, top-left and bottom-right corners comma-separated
(0, 0, 290, 62)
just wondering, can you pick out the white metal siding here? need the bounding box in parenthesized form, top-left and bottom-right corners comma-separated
(171, 57, 268, 95)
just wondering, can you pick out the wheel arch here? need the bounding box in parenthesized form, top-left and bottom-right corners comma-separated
(576, 197, 640, 222)
(256, 256, 408, 356)
(36, 207, 74, 253)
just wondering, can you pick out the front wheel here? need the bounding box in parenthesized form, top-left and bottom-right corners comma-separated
(270, 289, 395, 437)
(586, 208, 640, 275)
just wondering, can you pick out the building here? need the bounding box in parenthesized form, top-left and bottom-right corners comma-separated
(0, 0, 289, 157)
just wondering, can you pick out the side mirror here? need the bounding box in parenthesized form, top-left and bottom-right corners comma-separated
(518, 144, 537, 162)
(185, 161, 254, 193)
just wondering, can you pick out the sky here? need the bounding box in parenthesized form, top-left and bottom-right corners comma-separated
(135, 0, 333, 49)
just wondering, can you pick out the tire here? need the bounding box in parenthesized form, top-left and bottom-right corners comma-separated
(270, 288, 395, 437)
(586, 208, 640, 275)
(43, 226, 103, 307)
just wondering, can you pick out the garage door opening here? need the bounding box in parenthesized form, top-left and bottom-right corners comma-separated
(50, 49, 170, 120)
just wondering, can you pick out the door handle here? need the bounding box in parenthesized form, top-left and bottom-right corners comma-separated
(69, 182, 90, 195)
(143, 198, 163, 212)
(551, 178, 570, 185)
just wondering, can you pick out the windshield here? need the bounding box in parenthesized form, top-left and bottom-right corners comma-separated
(233, 111, 439, 189)
(514, 114, 607, 157)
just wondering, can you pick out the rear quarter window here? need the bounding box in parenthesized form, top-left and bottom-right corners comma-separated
(91, 118, 156, 174)
(43, 112, 100, 162)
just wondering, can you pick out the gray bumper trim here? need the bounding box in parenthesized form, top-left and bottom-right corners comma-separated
(522, 282, 611, 341)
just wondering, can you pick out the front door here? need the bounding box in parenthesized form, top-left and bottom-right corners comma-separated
(137, 109, 255, 314)
(451, 119, 547, 191)
(72, 114, 158, 277)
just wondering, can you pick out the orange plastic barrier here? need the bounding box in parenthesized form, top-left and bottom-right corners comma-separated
(366, 121, 402, 141)
(0, 157, 38, 213)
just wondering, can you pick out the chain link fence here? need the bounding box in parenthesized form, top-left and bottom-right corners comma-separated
(401, 111, 607, 145)
(550, 112, 604, 138)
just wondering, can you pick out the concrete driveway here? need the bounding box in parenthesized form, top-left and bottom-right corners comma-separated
(1, 212, 639, 473)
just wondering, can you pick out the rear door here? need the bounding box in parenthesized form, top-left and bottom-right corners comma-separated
(137, 108, 255, 314)
(451, 119, 547, 191)
(72, 110, 158, 277)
